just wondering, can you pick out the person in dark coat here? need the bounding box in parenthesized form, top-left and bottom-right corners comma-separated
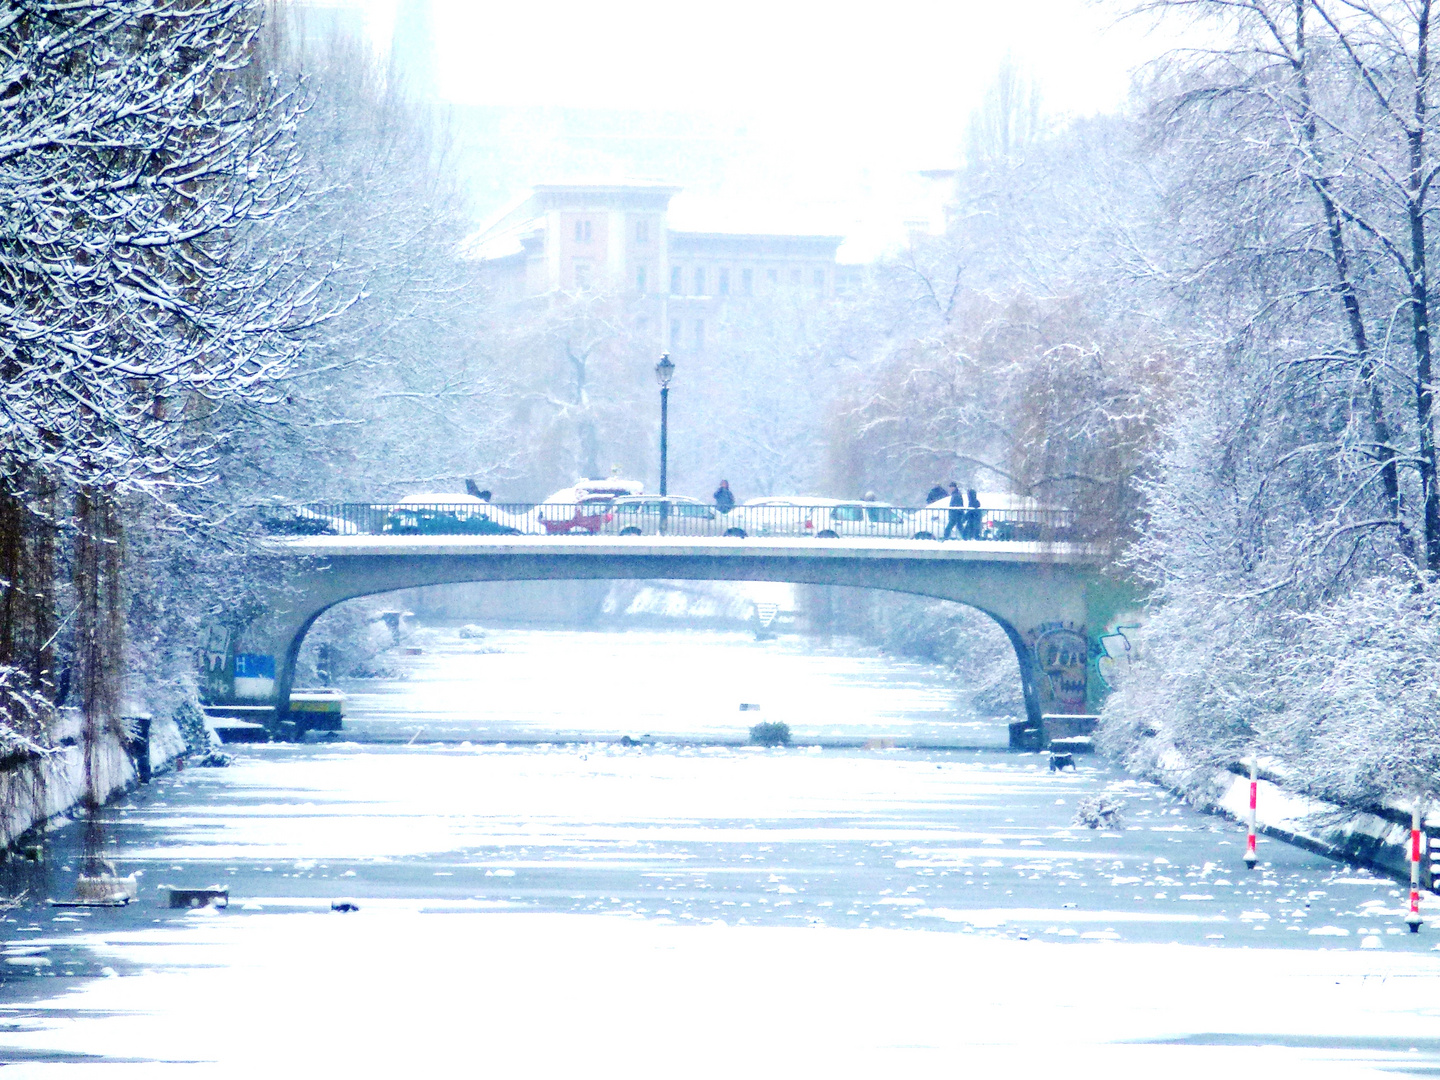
(713, 480, 736, 513)
(942, 482, 965, 540)
(964, 489, 982, 539)
(925, 484, 947, 505)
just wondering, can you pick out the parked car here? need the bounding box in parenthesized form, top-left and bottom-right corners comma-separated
(382, 493, 536, 536)
(733, 497, 918, 539)
(605, 495, 747, 537)
(264, 504, 355, 536)
(532, 478, 646, 535)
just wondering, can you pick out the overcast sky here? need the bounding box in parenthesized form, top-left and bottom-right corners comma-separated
(342, 0, 1178, 256)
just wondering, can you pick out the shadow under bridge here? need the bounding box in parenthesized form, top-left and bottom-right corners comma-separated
(231, 536, 1138, 747)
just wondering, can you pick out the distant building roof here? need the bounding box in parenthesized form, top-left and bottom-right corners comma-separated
(461, 180, 847, 266)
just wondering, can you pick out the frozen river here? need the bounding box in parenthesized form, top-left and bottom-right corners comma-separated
(0, 626, 1437, 1076)
(336, 625, 1004, 744)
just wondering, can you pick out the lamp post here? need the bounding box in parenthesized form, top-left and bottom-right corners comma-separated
(655, 353, 675, 497)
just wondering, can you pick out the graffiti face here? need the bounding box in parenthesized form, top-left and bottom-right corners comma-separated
(1033, 627, 1088, 712)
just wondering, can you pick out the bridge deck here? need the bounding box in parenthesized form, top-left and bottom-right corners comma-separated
(279, 534, 1096, 564)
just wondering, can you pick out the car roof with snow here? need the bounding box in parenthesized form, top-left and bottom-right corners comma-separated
(613, 494, 704, 504)
(397, 493, 488, 505)
(543, 478, 645, 502)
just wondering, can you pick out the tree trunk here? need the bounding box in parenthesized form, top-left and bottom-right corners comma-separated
(73, 487, 125, 809)
(1292, 0, 1406, 548)
(1411, 1, 1439, 573)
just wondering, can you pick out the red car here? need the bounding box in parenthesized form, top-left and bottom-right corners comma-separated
(538, 495, 617, 534)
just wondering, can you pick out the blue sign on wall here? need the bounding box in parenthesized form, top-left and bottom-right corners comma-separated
(234, 653, 276, 680)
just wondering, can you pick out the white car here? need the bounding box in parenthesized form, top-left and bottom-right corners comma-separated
(733, 497, 918, 539)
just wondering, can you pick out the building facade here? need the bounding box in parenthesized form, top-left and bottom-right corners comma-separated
(465, 182, 845, 356)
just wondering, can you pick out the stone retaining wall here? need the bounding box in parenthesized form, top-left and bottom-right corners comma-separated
(0, 714, 186, 849)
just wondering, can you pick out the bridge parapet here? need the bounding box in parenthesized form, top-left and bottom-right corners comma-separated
(264, 499, 1082, 544)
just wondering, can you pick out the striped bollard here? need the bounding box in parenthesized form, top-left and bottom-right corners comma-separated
(1243, 757, 1258, 870)
(1408, 799, 1424, 933)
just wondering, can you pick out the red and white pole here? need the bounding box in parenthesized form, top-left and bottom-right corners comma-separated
(1408, 798, 1424, 933)
(1244, 757, 1258, 870)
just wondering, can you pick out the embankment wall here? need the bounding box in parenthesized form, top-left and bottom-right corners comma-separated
(0, 715, 186, 849)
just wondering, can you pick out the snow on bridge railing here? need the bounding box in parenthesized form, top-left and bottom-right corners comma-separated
(262, 500, 1081, 543)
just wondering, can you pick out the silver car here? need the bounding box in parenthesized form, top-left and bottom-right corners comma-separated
(606, 495, 747, 537)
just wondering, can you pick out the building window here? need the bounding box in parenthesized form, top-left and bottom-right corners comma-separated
(813, 268, 826, 290)
(636, 220, 649, 244)
(791, 267, 801, 285)
(767, 268, 778, 284)
(742, 268, 753, 295)
(636, 266, 647, 294)
(693, 320, 705, 350)
(575, 219, 592, 243)
(573, 259, 592, 288)
(671, 266, 682, 294)
(718, 268, 730, 296)
(670, 320, 681, 349)
(694, 267, 706, 295)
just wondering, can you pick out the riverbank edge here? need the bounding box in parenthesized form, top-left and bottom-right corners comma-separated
(1130, 746, 1436, 894)
(0, 716, 187, 850)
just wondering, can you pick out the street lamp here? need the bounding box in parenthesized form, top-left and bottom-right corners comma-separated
(655, 354, 675, 497)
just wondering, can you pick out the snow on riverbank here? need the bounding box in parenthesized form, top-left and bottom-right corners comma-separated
(1211, 767, 1435, 889)
(0, 713, 186, 848)
(1124, 740, 1436, 893)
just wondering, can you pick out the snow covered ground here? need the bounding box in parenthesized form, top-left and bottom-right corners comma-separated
(0, 628, 1435, 1075)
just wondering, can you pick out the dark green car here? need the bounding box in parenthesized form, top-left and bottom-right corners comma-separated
(383, 503, 521, 536)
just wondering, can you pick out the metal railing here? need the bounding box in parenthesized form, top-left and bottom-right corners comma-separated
(263, 500, 1080, 542)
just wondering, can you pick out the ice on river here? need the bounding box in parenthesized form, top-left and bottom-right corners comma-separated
(0, 628, 1434, 1075)
(0, 744, 1435, 1076)
(337, 627, 997, 743)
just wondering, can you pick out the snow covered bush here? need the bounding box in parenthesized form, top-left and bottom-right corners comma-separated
(1073, 794, 1126, 830)
(1274, 578, 1440, 808)
(749, 722, 791, 748)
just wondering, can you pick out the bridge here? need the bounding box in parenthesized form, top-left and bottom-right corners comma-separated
(218, 531, 1141, 747)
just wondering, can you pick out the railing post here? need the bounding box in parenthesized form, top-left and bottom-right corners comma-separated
(1409, 797, 1425, 933)
(1244, 756, 1259, 870)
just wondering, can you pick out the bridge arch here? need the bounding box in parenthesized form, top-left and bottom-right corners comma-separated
(234, 538, 1130, 744)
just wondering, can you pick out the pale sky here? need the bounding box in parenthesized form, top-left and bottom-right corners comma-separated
(343, 0, 1178, 256)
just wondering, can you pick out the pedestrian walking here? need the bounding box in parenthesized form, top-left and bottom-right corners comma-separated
(713, 480, 736, 514)
(925, 483, 947, 505)
(964, 489, 982, 540)
(942, 482, 965, 540)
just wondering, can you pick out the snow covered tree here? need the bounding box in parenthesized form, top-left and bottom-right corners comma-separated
(0, 0, 310, 495)
(1103, 0, 1440, 803)
(0, 0, 311, 791)
(224, 6, 512, 503)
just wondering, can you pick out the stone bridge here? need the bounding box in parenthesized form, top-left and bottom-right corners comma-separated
(220, 535, 1141, 745)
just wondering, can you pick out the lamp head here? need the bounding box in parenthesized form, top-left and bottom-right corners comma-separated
(655, 353, 675, 387)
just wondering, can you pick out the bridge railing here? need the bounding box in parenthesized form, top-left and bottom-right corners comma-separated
(263, 501, 1081, 542)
